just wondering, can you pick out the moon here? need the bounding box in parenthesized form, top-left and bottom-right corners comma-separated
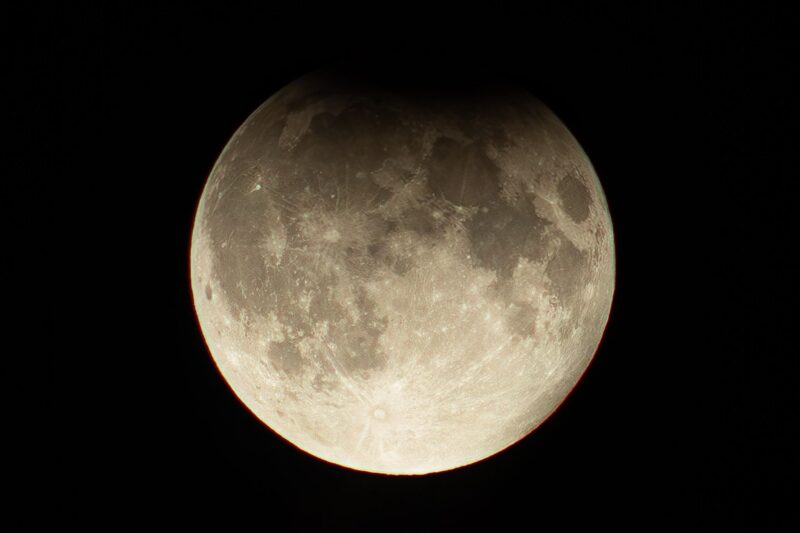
(190, 70, 615, 475)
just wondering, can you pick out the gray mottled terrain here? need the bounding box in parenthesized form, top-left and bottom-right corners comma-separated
(191, 71, 615, 474)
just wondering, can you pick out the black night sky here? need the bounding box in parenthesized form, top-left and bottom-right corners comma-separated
(39, 3, 794, 529)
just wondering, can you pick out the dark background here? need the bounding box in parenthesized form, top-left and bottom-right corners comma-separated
(36, 2, 794, 529)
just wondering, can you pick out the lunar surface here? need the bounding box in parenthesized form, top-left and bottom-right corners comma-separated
(191, 70, 615, 475)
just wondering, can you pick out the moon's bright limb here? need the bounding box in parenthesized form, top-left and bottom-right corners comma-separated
(190, 71, 615, 475)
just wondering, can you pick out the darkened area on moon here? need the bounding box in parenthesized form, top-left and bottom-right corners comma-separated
(47, 2, 794, 529)
(191, 63, 614, 473)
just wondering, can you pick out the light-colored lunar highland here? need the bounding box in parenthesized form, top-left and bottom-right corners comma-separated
(191, 71, 615, 474)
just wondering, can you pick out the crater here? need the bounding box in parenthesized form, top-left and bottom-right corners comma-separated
(205, 284, 212, 300)
(322, 228, 341, 243)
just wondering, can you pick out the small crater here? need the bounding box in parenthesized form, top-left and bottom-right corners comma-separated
(373, 408, 386, 420)
(205, 284, 212, 301)
(322, 228, 341, 243)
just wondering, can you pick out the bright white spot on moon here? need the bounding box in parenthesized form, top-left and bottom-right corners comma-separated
(191, 70, 615, 475)
(322, 228, 341, 243)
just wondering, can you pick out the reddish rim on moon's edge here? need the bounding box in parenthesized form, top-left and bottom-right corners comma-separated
(187, 81, 616, 476)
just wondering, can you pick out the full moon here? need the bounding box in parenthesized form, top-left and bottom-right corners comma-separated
(190, 70, 615, 475)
